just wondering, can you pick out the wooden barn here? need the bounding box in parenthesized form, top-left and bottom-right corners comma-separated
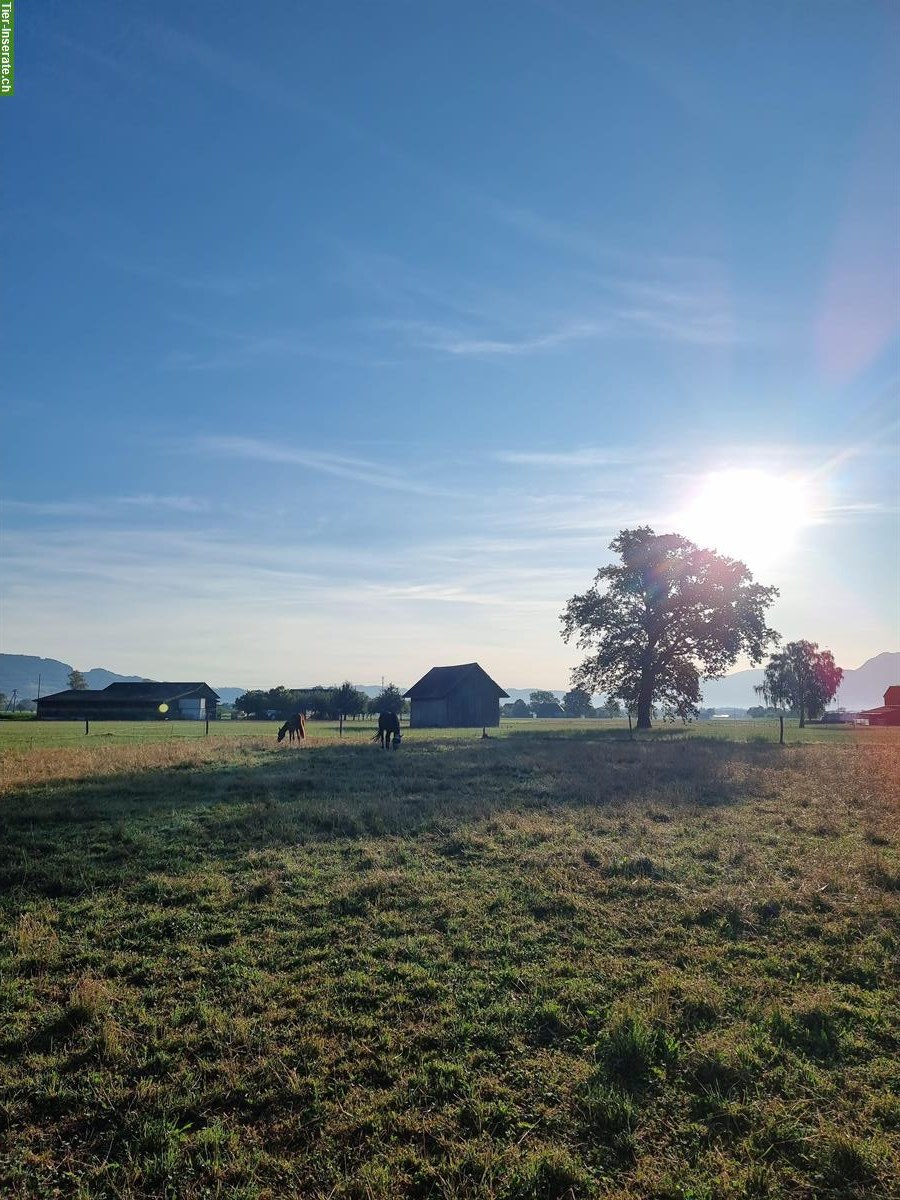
(36, 682, 220, 721)
(859, 686, 900, 727)
(403, 663, 508, 729)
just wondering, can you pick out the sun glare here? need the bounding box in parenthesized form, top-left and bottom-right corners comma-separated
(675, 468, 816, 572)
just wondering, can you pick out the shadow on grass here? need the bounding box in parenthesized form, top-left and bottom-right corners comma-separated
(0, 734, 793, 900)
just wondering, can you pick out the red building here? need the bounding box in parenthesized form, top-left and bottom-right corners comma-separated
(859, 686, 900, 726)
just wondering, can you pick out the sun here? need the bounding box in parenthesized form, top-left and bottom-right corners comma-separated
(674, 468, 817, 572)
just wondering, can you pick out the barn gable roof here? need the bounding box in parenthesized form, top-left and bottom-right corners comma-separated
(882, 685, 900, 707)
(403, 663, 508, 700)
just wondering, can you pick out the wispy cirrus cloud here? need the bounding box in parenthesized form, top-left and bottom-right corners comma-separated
(189, 436, 456, 497)
(494, 446, 666, 468)
(347, 245, 750, 359)
(384, 318, 608, 357)
(2, 495, 211, 519)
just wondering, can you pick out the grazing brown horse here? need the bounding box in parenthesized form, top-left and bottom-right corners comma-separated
(277, 714, 306, 744)
(374, 711, 401, 749)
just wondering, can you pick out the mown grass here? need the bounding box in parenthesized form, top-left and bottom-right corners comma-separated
(0, 727, 897, 1198)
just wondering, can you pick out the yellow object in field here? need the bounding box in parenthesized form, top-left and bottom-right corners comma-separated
(158, 703, 169, 714)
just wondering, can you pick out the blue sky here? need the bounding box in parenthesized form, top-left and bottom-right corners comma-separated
(3, 1, 898, 689)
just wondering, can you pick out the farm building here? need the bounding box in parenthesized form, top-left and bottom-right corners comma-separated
(35, 682, 220, 721)
(858, 686, 900, 727)
(403, 663, 508, 729)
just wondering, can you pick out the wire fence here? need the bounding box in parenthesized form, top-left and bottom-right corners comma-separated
(0, 715, 878, 754)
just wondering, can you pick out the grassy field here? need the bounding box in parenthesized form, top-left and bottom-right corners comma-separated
(1, 724, 898, 1198)
(0, 715, 873, 750)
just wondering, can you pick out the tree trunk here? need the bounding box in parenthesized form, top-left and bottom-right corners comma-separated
(779, 714, 784, 745)
(633, 681, 657, 724)
(798, 700, 805, 729)
(636, 675, 654, 730)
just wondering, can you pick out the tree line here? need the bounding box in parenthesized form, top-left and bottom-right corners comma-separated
(233, 682, 408, 721)
(502, 690, 625, 719)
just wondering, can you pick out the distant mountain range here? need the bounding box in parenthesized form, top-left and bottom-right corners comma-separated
(0, 656, 247, 707)
(697, 652, 899, 711)
(2, 652, 896, 713)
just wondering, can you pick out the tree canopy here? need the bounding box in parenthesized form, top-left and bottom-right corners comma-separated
(67, 670, 88, 691)
(563, 687, 594, 718)
(369, 684, 408, 717)
(756, 640, 843, 728)
(561, 527, 779, 729)
(234, 685, 367, 721)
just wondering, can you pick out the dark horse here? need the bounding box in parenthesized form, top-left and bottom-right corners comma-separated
(277, 714, 306, 744)
(374, 711, 401, 749)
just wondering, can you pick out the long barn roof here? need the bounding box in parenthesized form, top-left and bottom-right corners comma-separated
(37, 682, 219, 704)
(403, 663, 508, 700)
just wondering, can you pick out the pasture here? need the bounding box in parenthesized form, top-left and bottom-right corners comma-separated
(1, 723, 898, 1198)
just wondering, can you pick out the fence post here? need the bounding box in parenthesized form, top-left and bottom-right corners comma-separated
(85, 719, 89, 736)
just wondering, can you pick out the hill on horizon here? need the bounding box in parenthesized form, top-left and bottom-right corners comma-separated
(3, 651, 896, 714)
(0, 655, 247, 707)
(697, 651, 899, 711)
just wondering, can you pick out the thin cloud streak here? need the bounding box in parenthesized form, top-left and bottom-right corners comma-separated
(189, 437, 457, 497)
(2, 495, 211, 518)
(494, 447, 666, 468)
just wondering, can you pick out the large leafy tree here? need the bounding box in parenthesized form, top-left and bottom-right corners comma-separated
(67, 669, 88, 691)
(756, 640, 843, 729)
(563, 687, 594, 718)
(561, 527, 779, 729)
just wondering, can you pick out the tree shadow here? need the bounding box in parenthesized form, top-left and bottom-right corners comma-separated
(0, 733, 797, 901)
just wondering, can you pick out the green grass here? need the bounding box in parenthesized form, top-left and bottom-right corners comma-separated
(0, 727, 897, 1198)
(0, 715, 877, 751)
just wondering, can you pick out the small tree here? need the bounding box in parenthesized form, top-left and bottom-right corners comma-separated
(511, 699, 531, 718)
(529, 690, 559, 709)
(757, 640, 843, 738)
(370, 683, 408, 717)
(333, 682, 369, 734)
(68, 669, 88, 691)
(563, 687, 594, 718)
(562, 527, 779, 729)
(599, 697, 623, 718)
